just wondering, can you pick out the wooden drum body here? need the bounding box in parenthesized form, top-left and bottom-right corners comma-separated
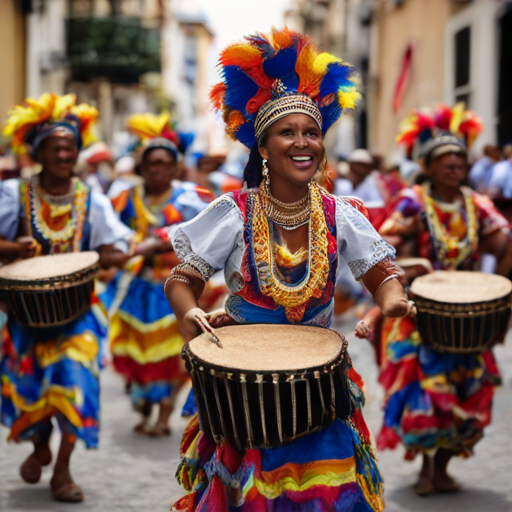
(183, 324, 351, 451)
(0, 252, 100, 327)
(410, 271, 512, 353)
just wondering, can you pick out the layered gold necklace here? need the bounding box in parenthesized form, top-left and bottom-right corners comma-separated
(259, 181, 311, 229)
(252, 180, 329, 322)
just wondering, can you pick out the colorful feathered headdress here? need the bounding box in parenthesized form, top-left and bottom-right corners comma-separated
(210, 26, 361, 148)
(3, 93, 98, 156)
(396, 102, 483, 159)
(127, 111, 193, 158)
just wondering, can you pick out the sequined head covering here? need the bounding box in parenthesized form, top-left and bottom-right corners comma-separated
(396, 102, 482, 161)
(3, 93, 98, 159)
(210, 27, 360, 149)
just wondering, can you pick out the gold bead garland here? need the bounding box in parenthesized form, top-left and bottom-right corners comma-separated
(252, 180, 330, 322)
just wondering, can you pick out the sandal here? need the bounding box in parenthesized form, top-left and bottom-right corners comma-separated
(20, 454, 42, 484)
(51, 482, 84, 503)
(133, 421, 150, 436)
(147, 422, 172, 437)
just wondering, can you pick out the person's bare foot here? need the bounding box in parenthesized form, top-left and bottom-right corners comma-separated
(50, 468, 84, 503)
(133, 418, 151, 435)
(414, 476, 436, 496)
(147, 422, 171, 437)
(432, 472, 461, 492)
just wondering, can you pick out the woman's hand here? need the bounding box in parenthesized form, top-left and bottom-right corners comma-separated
(381, 297, 416, 318)
(134, 237, 169, 259)
(354, 320, 371, 339)
(182, 307, 209, 343)
(15, 237, 38, 259)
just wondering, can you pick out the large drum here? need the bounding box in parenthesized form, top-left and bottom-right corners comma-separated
(0, 252, 100, 327)
(410, 271, 512, 353)
(183, 324, 351, 451)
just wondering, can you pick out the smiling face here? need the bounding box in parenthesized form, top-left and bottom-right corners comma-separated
(258, 113, 324, 188)
(37, 136, 78, 181)
(428, 152, 467, 190)
(141, 147, 177, 193)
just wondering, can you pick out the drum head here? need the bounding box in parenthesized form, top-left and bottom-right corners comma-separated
(0, 252, 99, 281)
(410, 271, 512, 303)
(188, 324, 343, 372)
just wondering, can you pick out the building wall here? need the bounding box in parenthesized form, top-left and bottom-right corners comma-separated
(445, 0, 503, 155)
(369, 0, 451, 157)
(0, 1, 26, 119)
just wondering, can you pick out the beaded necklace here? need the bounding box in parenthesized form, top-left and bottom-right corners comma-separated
(421, 183, 478, 270)
(26, 175, 89, 253)
(252, 181, 329, 322)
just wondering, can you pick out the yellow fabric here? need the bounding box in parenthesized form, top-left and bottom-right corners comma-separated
(253, 462, 357, 499)
(109, 312, 183, 363)
(34, 333, 99, 368)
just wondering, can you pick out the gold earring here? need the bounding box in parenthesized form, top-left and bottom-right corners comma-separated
(262, 158, 270, 185)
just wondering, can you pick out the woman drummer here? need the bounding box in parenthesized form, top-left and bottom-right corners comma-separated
(103, 113, 212, 436)
(164, 28, 411, 512)
(377, 120, 512, 495)
(0, 94, 133, 502)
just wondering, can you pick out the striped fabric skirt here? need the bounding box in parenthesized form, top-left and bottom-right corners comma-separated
(377, 316, 499, 459)
(1, 309, 104, 448)
(104, 273, 187, 409)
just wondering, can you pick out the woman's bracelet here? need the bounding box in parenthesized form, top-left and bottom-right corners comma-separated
(164, 273, 192, 295)
(375, 274, 399, 295)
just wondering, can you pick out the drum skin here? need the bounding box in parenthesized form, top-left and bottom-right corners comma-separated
(410, 271, 512, 354)
(183, 325, 352, 451)
(0, 252, 100, 327)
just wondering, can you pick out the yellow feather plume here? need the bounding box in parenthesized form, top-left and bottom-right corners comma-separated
(127, 112, 171, 141)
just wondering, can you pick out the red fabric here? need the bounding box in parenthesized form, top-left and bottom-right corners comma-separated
(112, 356, 187, 385)
(393, 43, 413, 113)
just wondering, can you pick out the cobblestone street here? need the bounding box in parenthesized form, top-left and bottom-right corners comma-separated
(1, 316, 511, 511)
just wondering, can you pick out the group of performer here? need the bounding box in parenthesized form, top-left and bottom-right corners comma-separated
(0, 26, 511, 512)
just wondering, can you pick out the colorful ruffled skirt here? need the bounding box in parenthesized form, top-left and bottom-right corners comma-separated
(104, 273, 187, 409)
(0, 309, 104, 449)
(172, 369, 384, 512)
(377, 316, 500, 459)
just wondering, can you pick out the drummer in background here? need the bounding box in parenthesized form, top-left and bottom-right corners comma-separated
(377, 104, 512, 495)
(0, 93, 133, 503)
(164, 28, 412, 512)
(103, 112, 213, 437)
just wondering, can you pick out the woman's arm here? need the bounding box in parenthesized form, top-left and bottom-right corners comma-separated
(165, 273, 206, 342)
(361, 263, 412, 318)
(479, 230, 512, 277)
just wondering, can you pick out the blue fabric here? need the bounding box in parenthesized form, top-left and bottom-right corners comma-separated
(182, 388, 198, 417)
(260, 419, 356, 472)
(1, 310, 104, 448)
(103, 274, 175, 323)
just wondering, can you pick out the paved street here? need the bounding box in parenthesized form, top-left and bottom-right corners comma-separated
(1, 316, 511, 511)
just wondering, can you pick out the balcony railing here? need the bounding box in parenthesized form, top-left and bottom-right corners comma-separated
(67, 17, 160, 83)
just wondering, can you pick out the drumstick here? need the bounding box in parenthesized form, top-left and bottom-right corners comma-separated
(195, 315, 223, 348)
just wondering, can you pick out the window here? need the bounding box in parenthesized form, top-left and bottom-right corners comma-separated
(454, 26, 471, 105)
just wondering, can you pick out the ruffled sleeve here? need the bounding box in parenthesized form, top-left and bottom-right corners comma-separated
(88, 191, 134, 252)
(336, 196, 396, 280)
(170, 194, 244, 287)
(0, 179, 21, 241)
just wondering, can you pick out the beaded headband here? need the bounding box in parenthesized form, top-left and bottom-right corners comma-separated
(254, 93, 322, 146)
